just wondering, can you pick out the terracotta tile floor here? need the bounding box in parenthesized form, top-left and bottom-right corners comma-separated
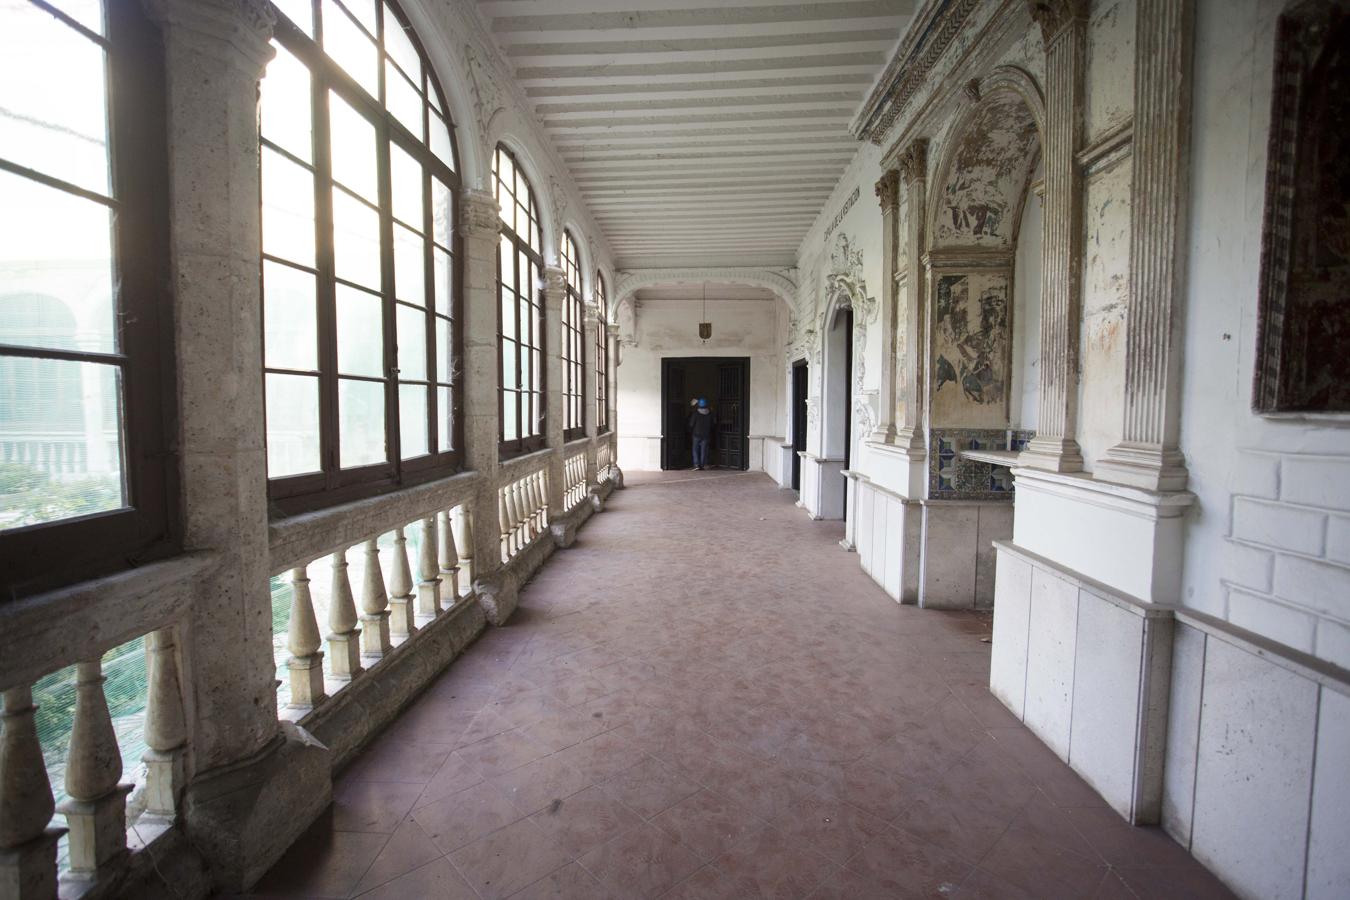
(242, 471, 1234, 899)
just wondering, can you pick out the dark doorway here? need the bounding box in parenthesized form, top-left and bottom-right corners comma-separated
(661, 357, 750, 470)
(843, 308, 853, 518)
(791, 359, 807, 491)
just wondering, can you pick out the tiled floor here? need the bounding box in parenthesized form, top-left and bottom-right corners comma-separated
(244, 470, 1233, 899)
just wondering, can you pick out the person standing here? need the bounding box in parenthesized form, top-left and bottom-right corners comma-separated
(689, 397, 714, 470)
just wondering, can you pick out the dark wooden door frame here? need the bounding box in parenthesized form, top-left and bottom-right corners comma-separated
(660, 356, 750, 471)
(791, 358, 807, 491)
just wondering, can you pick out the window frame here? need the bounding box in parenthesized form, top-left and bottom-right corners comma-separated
(0, 0, 177, 597)
(261, 0, 465, 517)
(560, 230, 586, 442)
(493, 143, 546, 459)
(594, 270, 610, 434)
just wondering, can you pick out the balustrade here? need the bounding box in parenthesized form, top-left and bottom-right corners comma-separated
(498, 467, 548, 563)
(564, 451, 588, 510)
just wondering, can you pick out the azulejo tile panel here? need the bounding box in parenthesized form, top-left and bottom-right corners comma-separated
(928, 428, 1033, 500)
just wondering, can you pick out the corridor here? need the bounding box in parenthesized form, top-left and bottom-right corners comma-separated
(248, 473, 1230, 900)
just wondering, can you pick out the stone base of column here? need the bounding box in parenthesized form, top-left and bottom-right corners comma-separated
(388, 598, 417, 637)
(326, 630, 363, 681)
(415, 580, 442, 625)
(0, 827, 64, 900)
(893, 425, 927, 460)
(286, 654, 326, 709)
(473, 576, 519, 627)
(359, 611, 391, 663)
(142, 746, 187, 819)
(182, 723, 331, 892)
(550, 520, 577, 549)
(867, 425, 898, 445)
(1018, 435, 1085, 473)
(589, 485, 605, 513)
(439, 568, 461, 604)
(58, 784, 133, 881)
(1095, 442, 1189, 492)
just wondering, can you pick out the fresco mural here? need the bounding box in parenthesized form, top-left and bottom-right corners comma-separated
(931, 272, 1009, 426)
(934, 93, 1040, 248)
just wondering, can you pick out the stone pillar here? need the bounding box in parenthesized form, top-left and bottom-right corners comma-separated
(359, 539, 392, 663)
(387, 529, 417, 638)
(142, 628, 189, 819)
(459, 189, 506, 576)
(870, 170, 901, 444)
(1020, 0, 1088, 474)
(59, 661, 132, 886)
(542, 266, 567, 517)
(582, 304, 602, 487)
(607, 323, 623, 484)
(0, 686, 64, 900)
(152, 2, 331, 884)
(895, 139, 928, 458)
(327, 551, 363, 680)
(1096, 0, 1193, 492)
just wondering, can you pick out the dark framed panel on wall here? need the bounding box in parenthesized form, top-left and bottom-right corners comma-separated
(1253, 0, 1350, 415)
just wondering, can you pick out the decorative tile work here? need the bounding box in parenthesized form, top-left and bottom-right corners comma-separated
(929, 428, 1028, 501)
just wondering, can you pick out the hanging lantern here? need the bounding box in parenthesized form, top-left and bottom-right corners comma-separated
(698, 282, 712, 342)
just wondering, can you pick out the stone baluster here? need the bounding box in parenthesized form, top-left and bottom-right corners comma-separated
(387, 528, 417, 638)
(59, 660, 132, 883)
(0, 685, 63, 900)
(498, 489, 511, 562)
(142, 628, 188, 818)
(327, 550, 363, 681)
(510, 479, 527, 545)
(359, 539, 392, 662)
(1096, 0, 1193, 491)
(452, 506, 474, 591)
(528, 473, 542, 533)
(286, 566, 326, 708)
(416, 516, 442, 621)
(437, 510, 461, 601)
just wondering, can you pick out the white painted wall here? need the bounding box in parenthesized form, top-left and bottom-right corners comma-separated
(615, 297, 786, 472)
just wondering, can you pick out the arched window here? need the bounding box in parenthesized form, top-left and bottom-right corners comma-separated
(260, 0, 461, 514)
(560, 230, 585, 440)
(493, 144, 544, 457)
(594, 271, 609, 434)
(0, 0, 173, 592)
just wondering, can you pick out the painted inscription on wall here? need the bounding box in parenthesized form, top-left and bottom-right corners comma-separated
(824, 186, 860, 243)
(931, 272, 1009, 426)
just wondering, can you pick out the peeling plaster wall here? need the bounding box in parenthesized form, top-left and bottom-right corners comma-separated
(616, 299, 785, 472)
(1009, 173, 1042, 432)
(1077, 154, 1131, 471)
(1085, 0, 1136, 143)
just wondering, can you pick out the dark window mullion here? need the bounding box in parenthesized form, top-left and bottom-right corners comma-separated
(377, 114, 400, 473)
(422, 165, 437, 453)
(311, 56, 341, 487)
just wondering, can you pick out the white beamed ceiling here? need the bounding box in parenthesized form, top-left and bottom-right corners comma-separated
(474, 0, 913, 269)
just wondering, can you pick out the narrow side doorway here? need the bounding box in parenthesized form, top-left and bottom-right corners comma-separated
(791, 359, 808, 491)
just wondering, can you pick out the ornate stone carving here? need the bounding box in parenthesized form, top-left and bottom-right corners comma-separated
(464, 42, 505, 170)
(143, 0, 276, 72)
(898, 139, 928, 184)
(548, 177, 569, 246)
(874, 170, 900, 211)
(459, 189, 500, 239)
(963, 78, 982, 104)
(1026, 0, 1089, 46)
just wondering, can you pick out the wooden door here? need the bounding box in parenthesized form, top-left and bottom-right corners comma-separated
(792, 361, 807, 490)
(715, 362, 746, 469)
(661, 360, 688, 469)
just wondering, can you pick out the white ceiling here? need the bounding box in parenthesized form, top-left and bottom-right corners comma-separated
(474, 0, 914, 270)
(633, 283, 779, 302)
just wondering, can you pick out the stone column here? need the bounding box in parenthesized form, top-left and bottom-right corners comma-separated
(1096, 0, 1193, 492)
(1020, 0, 1088, 473)
(607, 323, 622, 479)
(459, 189, 506, 576)
(582, 303, 601, 487)
(895, 139, 928, 457)
(542, 266, 567, 517)
(871, 170, 901, 444)
(151, 1, 330, 886)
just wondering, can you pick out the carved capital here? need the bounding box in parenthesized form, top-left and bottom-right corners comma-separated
(874, 170, 901, 212)
(1026, 0, 1088, 46)
(897, 138, 928, 184)
(143, 0, 275, 74)
(542, 265, 567, 300)
(459, 189, 501, 240)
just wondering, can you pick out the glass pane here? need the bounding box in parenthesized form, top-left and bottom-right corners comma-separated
(502, 390, 517, 441)
(498, 237, 515, 292)
(322, 0, 377, 96)
(338, 0, 375, 33)
(273, 0, 314, 35)
(433, 247, 452, 317)
(263, 262, 317, 371)
(500, 290, 515, 340)
(393, 224, 424, 306)
(329, 91, 377, 201)
(335, 284, 383, 377)
(261, 44, 312, 162)
(0, 171, 113, 353)
(0, 2, 109, 195)
(0, 358, 123, 530)
(389, 142, 422, 229)
(398, 383, 426, 458)
(385, 60, 423, 141)
(338, 377, 385, 467)
(261, 147, 315, 266)
(501, 339, 516, 391)
(437, 384, 450, 450)
(383, 4, 420, 75)
(436, 318, 451, 382)
(265, 372, 320, 477)
(332, 188, 380, 288)
(430, 112, 453, 170)
(521, 346, 531, 398)
(396, 303, 425, 380)
(432, 177, 451, 247)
